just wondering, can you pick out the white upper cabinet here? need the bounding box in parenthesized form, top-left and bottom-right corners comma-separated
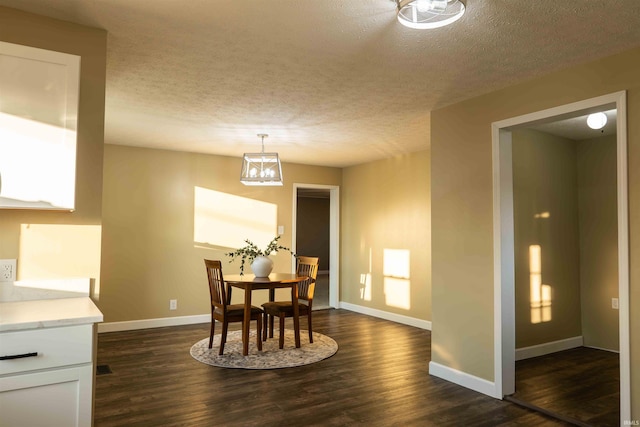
(0, 41, 80, 211)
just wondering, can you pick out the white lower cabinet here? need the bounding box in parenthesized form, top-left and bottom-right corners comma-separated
(0, 324, 97, 427)
(0, 364, 93, 427)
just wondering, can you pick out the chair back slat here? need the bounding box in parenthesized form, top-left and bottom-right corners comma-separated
(296, 256, 319, 301)
(204, 259, 227, 308)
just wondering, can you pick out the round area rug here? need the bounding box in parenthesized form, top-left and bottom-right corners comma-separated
(190, 329, 338, 369)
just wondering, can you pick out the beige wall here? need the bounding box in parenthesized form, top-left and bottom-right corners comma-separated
(341, 150, 431, 322)
(0, 7, 106, 285)
(100, 144, 341, 322)
(431, 47, 640, 415)
(512, 129, 582, 349)
(577, 134, 619, 351)
(512, 130, 620, 352)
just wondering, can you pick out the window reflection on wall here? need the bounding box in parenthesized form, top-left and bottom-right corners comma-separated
(193, 186, 277, 249)
(383, 248, 411, 310)
(18, 223, 102, 297)
(529, 244, 552, 323)
(360, 247, 373, 301)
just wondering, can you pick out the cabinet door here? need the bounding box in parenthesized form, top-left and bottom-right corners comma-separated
(0, 364, 93, 427)
(0, 41, 80, 211)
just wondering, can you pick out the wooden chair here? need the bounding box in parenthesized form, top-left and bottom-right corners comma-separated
(262, 256, 319, 348)
(204, 259, 263, 355)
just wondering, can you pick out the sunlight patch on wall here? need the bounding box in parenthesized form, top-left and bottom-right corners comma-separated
(383, 248, 411, 310)
(529, 244, 552, 324)
(360, 273, 372, 301)
(18, 224, 102, 297)
(0, 113, 76, 209)
(359, 247, 373, 301)
(193, 186, 277, 249)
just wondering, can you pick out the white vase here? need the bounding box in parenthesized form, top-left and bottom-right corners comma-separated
(251, 256, 273, 277)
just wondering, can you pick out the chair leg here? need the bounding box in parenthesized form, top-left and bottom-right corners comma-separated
(308, 312, 313, 343)
(278, 313, 285, 349)
(269, 314, 274, 338)
(209, 315, 215, 349)
(262, 312, 268, 341)
(220, 320, 229, 355)
(257, 316, 263, 351)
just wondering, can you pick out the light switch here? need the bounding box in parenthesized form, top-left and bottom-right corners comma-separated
(278, 225, 284, 235)
(612, 298, 619, 310)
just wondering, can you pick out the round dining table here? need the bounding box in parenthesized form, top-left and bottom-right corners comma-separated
(224, 273, 310, 356)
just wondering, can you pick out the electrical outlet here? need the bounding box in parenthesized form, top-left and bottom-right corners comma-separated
(612, 298, 619, 310)
(0, 259, 17, 282)
(169, 299, 177, 310)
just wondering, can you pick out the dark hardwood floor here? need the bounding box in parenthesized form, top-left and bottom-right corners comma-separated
(95, 309, 572, 427)
(510, 346, 620, 427)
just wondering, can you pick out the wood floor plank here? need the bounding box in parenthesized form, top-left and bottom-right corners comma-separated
(512, 347, 620, 426)
(95, 309, 574, 426)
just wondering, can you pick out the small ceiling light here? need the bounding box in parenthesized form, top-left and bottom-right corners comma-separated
(240, 134, 283, 186)
(397, 0, 466, 30)
(587, 112, 607, 130)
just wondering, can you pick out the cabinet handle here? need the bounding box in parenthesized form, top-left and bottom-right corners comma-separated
(0, 352, 38, 360)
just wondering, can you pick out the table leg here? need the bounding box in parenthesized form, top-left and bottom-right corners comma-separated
(242, 286, 251, 356)
(291, 284, 301, 348)
(267, 288, 276, 339)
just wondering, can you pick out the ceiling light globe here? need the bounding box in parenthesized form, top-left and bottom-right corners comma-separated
(397, 0, 465, 30)
(587, 112, 607, 130)
(416, 0, 446, 13)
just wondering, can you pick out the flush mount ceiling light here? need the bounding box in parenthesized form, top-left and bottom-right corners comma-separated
(240, 134, 283, 186)
(587, 112, 608, 130)
(397, 0, 466, 29)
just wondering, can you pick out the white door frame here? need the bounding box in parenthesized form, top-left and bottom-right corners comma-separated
(292, 183, 340, 308)
(491, 91, 630, 421)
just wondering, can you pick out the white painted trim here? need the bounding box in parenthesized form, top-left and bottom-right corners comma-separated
(584, 345, 619, 354)
(292, 183, 340, 309)
(492, 126, 515, 397)
(515, 336, 583, 361)
(98, 314, 209, 333)
(492, 92, 619, 130)
(429, 361, 497, 398)
(614, 92, 631, 423)
(340, 302, 432, 330)
(491, 91, 630, 422)
(328, 187, 340, 309)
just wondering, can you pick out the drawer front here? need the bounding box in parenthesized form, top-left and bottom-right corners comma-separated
(0, 324, 93, 375)
(0, 364, 94, 427)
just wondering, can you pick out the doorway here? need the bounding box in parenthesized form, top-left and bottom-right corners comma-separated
(491, 91, 630, 421)
(292, 183, 340, 309)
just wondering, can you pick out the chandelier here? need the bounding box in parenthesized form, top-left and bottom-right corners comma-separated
(397, 0, 466, 30)
(240, 134, 283, 186)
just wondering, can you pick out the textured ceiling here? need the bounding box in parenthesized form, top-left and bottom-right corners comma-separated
(1, 0, 640, 167)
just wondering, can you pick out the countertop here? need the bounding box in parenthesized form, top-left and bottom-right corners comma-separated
(0, 297, 103, 332)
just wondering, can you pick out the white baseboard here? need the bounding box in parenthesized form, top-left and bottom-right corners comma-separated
(515, 336, 583, 361)
(339, 302, 432, 330)
(98, 303, 432, 333)
(98, 314, 210, 333)
(429, 361, 497, 398)
(584, 344, 619, 354)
